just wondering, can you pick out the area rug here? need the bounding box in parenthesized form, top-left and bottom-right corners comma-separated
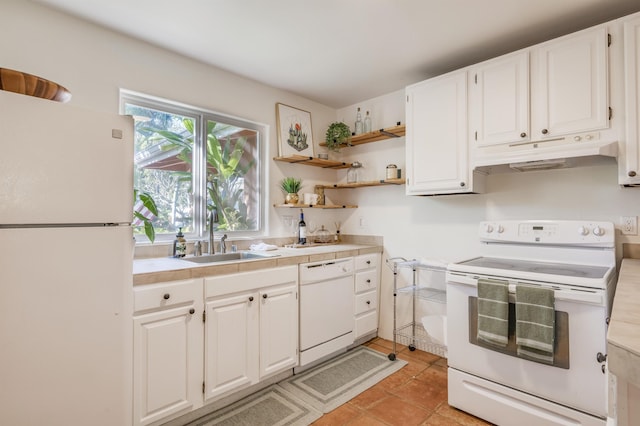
(279, 346, 407, 413)
(186, 346, 406, 425)
(185, 384, 321, 426)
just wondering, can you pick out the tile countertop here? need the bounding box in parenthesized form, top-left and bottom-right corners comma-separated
(607, 258, 640, 387)
(133, 244, 383, 286)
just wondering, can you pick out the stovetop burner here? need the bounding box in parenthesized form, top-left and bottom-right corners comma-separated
(458, 257, 610, 280)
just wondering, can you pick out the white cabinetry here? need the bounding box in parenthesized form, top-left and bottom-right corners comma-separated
(470, 51, 529, 147)
(622, 14, 640, 185)
(259, 283, 299, 377)
(406, 70, 484, 195)
(471, 25, 613, 168)
(354, 253, 381, 339)
(133, 279, 204, 426)
(204, 290, 258, 401)
(532, 26, 608, 139)
(203, 266, 298, 402)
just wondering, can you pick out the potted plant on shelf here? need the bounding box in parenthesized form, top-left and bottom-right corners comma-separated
(279, 177, 302, 205)
(325, 122, 351, 152)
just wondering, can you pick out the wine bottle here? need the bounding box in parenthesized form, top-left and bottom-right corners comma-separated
(354, 107, 363, 135)
(298, 209, 307, 245)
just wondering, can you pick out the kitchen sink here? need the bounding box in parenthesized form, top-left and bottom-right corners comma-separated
(182, 251, 279, 264)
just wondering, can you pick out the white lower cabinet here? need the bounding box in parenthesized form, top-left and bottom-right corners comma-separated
(203, 266, 298, 403)
(354, 253, 381, 338)
(259, 283, 299, 377)
(133, 278, 204, 426)
(204, 290, 259, 401)
(132, 266, 299, 426)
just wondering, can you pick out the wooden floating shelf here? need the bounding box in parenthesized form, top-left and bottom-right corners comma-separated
(317, 178, 406, 189)
(319, 124, 406, 148)
(273, 155, 351, 169)
(273, 203, 357, 209)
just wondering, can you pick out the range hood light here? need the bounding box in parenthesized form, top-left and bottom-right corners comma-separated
(509, 158, 569, 172)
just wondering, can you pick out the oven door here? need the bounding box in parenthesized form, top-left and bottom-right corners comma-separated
(446, 271, 609, 420)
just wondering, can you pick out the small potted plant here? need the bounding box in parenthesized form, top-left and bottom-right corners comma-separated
(279, 177, 302, 205)
(325, 122, 351, 152)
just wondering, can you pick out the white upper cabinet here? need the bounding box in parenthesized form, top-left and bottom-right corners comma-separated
(621, 14, 640, 185)
(470, 51, 530, 147)
(531, 26, 609, 139)
(406, 70, 484, 195)
(470, 25, 616, 169)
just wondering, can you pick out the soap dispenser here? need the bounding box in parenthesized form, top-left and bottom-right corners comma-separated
(173, 227, 186, 258)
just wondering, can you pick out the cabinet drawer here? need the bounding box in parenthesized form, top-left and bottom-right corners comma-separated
(354, 290, 377, 315)
(355, 311, 378, 337)
(134, 279, 200, 314)
(355, 253, 378, 270)
(355, 270, 378, 293)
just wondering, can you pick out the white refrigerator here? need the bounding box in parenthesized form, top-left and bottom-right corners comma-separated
(0, 91, 134, 426)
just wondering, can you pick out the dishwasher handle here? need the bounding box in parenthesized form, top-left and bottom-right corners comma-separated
(306, 261, 335, 269)
(300, 258, 354, 283)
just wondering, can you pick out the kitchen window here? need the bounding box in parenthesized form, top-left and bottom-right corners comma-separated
(121, 91, 264, 242)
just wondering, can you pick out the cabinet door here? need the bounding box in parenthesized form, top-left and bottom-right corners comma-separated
(470, 51, 529, 147)
(133, 306, 203, 426)
(259, 284, 298, 378)
(532, 26, 608, 139)
(406, 71, 469, 194)
(204, 291, 259, 402)
(623, 15, 640, 185)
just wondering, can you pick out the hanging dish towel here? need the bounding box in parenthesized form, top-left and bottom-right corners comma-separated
(477, 278, 509, 347)
(515, 284, 555, 364)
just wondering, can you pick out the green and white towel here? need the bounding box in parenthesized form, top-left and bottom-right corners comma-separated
(515, 284, 555, 364)
(477, 278, 509, 347)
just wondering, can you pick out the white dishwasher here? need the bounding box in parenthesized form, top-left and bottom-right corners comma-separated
(298, 257, 354, 369)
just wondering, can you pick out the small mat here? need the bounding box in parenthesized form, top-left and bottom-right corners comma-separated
(186, 385, 321, 426)
(279, 346, 407, 413)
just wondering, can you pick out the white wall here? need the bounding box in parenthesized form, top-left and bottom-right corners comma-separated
(5, 0, 640, 342)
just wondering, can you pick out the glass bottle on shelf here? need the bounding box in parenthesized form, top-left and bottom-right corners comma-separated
(354, 107, 363, 135)
(347, 161, 362, 183)
(364, 110, 372, 133)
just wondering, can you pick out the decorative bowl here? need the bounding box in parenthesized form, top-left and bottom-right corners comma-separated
(0, 68, 71, 102)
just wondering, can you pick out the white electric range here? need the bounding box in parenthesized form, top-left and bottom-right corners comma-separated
(446, 220, 616, 426)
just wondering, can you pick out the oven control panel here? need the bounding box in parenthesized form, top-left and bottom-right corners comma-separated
(479, 220, 614, 246)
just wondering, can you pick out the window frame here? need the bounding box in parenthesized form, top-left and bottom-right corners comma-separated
(120, 90, 267, 242)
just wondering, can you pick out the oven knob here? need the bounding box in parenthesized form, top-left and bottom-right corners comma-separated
(578, 226, 589, 236)
(484, 224, 494, 233)
(497, 225, 504, 233)
(593, 226, 605, 236)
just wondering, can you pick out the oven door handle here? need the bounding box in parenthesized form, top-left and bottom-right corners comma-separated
(447, 273, 606, 305)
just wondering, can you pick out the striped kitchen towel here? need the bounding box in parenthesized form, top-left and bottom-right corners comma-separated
(477, 278, 509, 347)
(515, 284, 555, 364)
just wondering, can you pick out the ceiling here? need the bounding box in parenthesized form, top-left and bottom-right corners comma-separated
(31, 0, 640, 108)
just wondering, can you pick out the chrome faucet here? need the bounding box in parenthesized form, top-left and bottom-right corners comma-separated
(220, 234, 228, 254)
(208, 209, 219, 255)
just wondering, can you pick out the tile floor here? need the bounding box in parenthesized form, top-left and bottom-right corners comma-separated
(311, 338, 492, 426)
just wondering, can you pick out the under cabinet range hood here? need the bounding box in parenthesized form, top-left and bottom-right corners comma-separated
(472, 131, 618, 173)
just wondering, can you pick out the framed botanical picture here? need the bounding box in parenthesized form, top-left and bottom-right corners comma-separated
(276, 103, 314, 157)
